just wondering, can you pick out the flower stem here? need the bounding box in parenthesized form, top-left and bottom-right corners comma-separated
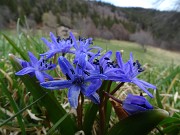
(110, 82, 125, 95)
(104, 91, 123, 104)
(77, 92, 84, 129)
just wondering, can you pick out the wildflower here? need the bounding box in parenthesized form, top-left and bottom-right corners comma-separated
(122, 94, 153, 115)
(115, 52, 156, 97)
(41, 32, 74, 59)
(88, 51, 123, 81)
(70, 32, 101, 64)
(41, 55, 107, 108)
(15, 51, 56, 83)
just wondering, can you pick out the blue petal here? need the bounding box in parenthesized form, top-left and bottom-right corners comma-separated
(85, 74, 107, 81)
(28, 51, 38, 65)
(42, 72, 54, 81)
(50, 32, 58, 45)
(41, 80, 72, 89)
(41, 37, 52, 49)
(78, 53, 86, 69)
(116, 51, 124, 69)
(58, 56, 74, 79)
(68, 85, 80, 108)
(40, 50, 58, 59)
(86, 79, 102, 96)
(15, 67, 35, 75)
(35, 71, 45, 83)
(132, 78, 154, 98)
(122, 103, 147, 115)
(70, 32, 78, 49)
(100, 51, 112, 63)
(87, 93, 100, 104)
(138, 80, 156, 90)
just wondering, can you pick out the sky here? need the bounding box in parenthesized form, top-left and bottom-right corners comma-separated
(98, 0, 176, 11)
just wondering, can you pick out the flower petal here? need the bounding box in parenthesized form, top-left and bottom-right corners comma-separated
(35, 71, 45, 83)
(86, 79, 102, 96)
(116, 51, 124, 69)
(41, 80, 72, 89)
(122, 103, 147, 115)
(132, 78, 154, 98)
(41, 37, 52, 49)
(138, 80, 156, 90)
(68, 85, 80, 108)
(87, 93, 100, 104)
(15, 67, 35, 75)
(70, 32, 78, 49)
(58, 56, 74, 79)
(50, 32, 58, 45)
(28, 51, 38, 65)
(85, 74, 107, 81)
(42, 72, 54, 81)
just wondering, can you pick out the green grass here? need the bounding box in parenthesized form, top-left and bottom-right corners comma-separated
(95, 39, 180, 65)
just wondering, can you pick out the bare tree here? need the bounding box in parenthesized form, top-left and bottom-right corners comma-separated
(130, 30, 154, 52)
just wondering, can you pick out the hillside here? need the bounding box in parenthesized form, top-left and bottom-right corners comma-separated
(0, 0, 180, 51)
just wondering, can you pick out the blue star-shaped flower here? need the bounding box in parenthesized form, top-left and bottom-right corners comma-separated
(41, 32, 74, 59)
(115, 52, 156, 97)
(88, 51, 123, 81)
(122, 94, 153, 115)
(15, 51, 56, 83)
(40, 55, 107, 108)
(70, 32, 101, 64)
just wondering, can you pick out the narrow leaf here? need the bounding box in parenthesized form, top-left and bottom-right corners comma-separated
(47, 113, 69, 134)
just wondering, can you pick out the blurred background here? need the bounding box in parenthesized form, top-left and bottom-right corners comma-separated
(0, 0, 180, 52)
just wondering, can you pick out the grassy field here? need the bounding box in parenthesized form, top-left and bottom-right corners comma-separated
(95, 39, 180, 65)
(0, 31, 180, 134)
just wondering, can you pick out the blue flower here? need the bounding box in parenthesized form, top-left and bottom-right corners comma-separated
(41, 32, 74, 59)
(88, 51, 123, 80)
(122, 94, 153, 115)
(115, 52, 156, 98)
(40, 55, 107, 108)
(70, 33, 101, 64)
(15, 51, 56, 83)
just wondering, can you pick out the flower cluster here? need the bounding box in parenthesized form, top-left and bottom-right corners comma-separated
(15, 32, 156, 113)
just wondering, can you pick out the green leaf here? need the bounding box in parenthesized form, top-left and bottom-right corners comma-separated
(3, 34, 28, 60)
(0, 92, 47, 127)
(159, 117, 180, 125)
(83, 103, 98, 135)
(9, 54, 77, 135)
(155, 89, 163, 109)
(47, 113, 69, 134)
(107, 109, 169, 135)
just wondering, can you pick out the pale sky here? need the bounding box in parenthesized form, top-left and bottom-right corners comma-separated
(98, 0, 176, 11)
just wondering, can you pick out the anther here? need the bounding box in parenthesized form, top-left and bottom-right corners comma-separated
(65, 73, 71, 80)
(83, 70, 90, 76)
(70, 69, 75, 74)
(57, 36, 60, 43)
(104, 57, 110, 60)
(100, 66, 104, 74)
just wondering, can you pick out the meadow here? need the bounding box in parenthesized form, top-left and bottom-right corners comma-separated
(0, 30, 179, 134)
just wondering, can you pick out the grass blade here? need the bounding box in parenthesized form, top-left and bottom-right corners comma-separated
(0, 78, 26, 134)
(47, 113, 69, 134)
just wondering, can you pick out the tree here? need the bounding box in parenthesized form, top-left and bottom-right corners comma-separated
(130, 30, 154, 52)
